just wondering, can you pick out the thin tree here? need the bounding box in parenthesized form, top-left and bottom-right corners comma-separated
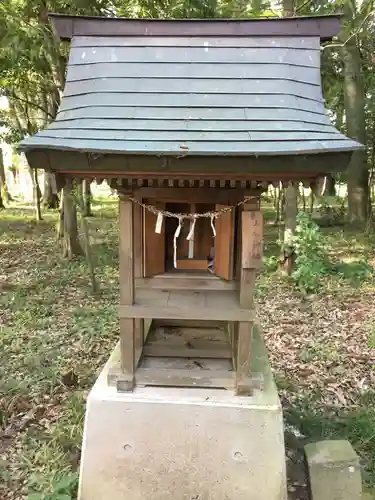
(0, 147, 11, 203)
(279, 0, 299, 274)
(60, 178, 83, 259)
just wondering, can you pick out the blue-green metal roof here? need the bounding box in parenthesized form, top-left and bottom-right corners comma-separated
(19, 33, 361, 156)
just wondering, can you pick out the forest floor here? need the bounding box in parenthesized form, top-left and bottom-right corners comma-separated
(1, 198, 375, 500)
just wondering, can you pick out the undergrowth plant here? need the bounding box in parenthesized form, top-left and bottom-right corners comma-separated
(28, 472, 78, 500)
(291, 212, 330, 294)
(288, 212, 373, 294)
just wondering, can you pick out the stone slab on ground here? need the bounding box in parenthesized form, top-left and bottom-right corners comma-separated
(78, 328, 287, 500)
(305, 439, 362, 500)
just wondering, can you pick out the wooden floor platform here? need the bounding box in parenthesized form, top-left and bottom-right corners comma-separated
(135, 272, 238, 292)
(119, 288, 255, 321)
(136, 357, 235, 390)
(109, 322, 236, 391)
(143, 324, 232, 359)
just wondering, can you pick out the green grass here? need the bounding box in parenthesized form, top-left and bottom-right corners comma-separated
(1, 198, 375, 498)
(1, 200, 119, 499)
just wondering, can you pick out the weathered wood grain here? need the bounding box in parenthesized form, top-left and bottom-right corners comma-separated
(118, 289, 255, 322)
(143, 200, 165, 277)
(214, 204, 235, 281)
(118, 194, 135, 382)
(241, 211, 264, 269)
(135, 276, 237, 291)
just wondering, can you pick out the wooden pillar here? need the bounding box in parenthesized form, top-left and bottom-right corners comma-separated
(236, 196, 263, 396)
(133, 192, 145, 353)
(119, 193, 135, 390)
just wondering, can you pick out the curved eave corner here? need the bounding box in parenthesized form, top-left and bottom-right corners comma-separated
(18, 133, 363, 157)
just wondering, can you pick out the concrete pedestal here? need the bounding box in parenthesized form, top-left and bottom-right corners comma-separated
(78, 330, 287, 500)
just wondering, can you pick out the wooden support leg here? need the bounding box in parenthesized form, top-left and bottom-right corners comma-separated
(119, 318, 135, 391)
(134, 319, 144, 366)
(133, 192, 144, 365)
(236, 321, 253, 395)
(236, 196, 263, 396)
(118, 193, 135, 391)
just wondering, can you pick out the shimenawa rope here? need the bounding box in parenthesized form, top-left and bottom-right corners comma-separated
(129, 196, 251, 268)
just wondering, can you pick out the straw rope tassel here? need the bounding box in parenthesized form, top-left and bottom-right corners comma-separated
(186, 216, 197, 241)
(173, 217, 183, 268)
(210, 214, 216, 237)
(155, 211, 164, 234)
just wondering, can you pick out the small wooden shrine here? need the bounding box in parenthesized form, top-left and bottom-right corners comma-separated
(20, 13, 361, 397)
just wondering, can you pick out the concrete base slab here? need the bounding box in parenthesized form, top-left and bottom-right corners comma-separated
(78, 329, 287, 500)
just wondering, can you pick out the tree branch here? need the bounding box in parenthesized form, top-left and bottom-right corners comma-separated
(6, 92, 54, 120)
(321, 10, 375, 51)
(295, 0, 314, 14)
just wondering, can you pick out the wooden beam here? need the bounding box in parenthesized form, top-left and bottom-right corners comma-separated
(135, 368, 235, 390)
(137, 187, 247, 203)
(143, 341, 232, 359)
(49, 13, 342, 42)
(153, 319, 224, 328)
(135, 276, 238, 291)
(119, 193, 135, 389)
(119, 288, 255, 322)
(43, 149, 353, 177)
(176, 259, 208, 271)
(119, 302, 255, 322)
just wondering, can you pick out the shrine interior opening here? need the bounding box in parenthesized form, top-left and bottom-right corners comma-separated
(142, 194, 243, 281)
(164, 202, 215, 273)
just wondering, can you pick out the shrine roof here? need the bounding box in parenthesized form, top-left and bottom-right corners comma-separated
(19, 14, 362, 158)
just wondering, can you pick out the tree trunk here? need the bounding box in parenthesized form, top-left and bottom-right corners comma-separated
(341, 3, 368, 225)
(0, 190, 4, 209)
(309, 190, 315, 213)
(43, 172, 59, 209)
(62, 180, 83, 259)
(325, 174, 336, 196)
(28, 167, 43, 221)
(278, 0, 298, 274)
(83, 179, 93, 217)
(280, 186, 286, 217)
(280, 183, 298, 274)
(76, 183, 99, 293)
(274, 185, 281, 224)
(0, 148, 11, 203)
(300, 184, 306, 212)
(57, 193, 64, 239)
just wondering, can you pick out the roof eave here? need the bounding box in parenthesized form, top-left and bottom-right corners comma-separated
(48, 13, 343, 42)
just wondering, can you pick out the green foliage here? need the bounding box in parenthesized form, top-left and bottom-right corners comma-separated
(28, 472, 78, 500)
(288, 212, 374, 293)
(313, 197, 347, 227)
(290, 212, 330, 293)
(368, 323, 375, 350)
(263, 254, 279, 273)
(333, 259, 374, 286)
